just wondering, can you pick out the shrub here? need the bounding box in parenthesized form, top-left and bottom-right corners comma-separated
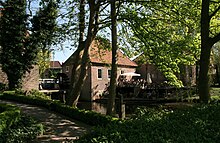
(0, 104, 21, 136)
(0, 91, 119, 127)
(0, 91, 52, 108)
(74, 104, 220, 143)
(0, 115, 43, 143)
(0, 83, 6, 92)
(26, 89, 51, 100)
(0, 103, 43, 143)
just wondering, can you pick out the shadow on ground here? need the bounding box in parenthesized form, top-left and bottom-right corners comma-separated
(0, 100, 91, 143)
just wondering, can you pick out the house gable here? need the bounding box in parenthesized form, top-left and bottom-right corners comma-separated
(62, 40, 138, 101)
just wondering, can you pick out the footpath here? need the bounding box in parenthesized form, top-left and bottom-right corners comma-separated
(0, 100, 91, 143)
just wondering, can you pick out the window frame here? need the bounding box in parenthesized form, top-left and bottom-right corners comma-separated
(97, 68, 102, 79)
(108, 69, 111, 79)
(66, 66, 69, 72)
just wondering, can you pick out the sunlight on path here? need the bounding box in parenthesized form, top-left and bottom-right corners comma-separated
(0, 100, 91, 143)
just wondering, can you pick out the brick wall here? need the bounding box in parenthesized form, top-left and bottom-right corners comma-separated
(0, 65, 39, 90)
(137, 63, 166, 84)
(22, 65, 39, 91)
(91, 65, 136, 100)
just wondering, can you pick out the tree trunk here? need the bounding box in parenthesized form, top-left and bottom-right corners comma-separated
(66, 1, 99, 107)
(198, 0, 211, 103)
(216, 65, 220, 85)
(66, 0, 85, 106)
(199, 0, 220, 103)
(198, 42, 212, 103)
(107, 0, 118, 116)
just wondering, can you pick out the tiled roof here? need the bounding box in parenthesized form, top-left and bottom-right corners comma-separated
(50, 61, 62, 68)
(89, 41, 138, 67)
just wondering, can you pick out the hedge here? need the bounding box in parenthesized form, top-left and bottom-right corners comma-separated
(0, 91, 119, 127)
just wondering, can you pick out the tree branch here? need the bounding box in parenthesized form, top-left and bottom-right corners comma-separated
(210, 32, 220, 45)
(209, 5, 220, 19)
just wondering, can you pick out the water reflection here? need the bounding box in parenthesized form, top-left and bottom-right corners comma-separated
(77, 102, 107, 115)
(77, 102, 149, 116)
(77, 101, 192, 117)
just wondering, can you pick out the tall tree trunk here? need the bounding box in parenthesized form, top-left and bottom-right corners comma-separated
(199, 0, 220, 103)
(66, 1, 100, 107)
(198, 0, 212, 103)
(66, 0, 85, 106)
(107, 0, 117, 116)
(198, 41, 212, 103)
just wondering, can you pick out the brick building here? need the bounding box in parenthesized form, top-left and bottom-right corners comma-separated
(0, 65, 39, 90)
(62, 41, 138, 101)
(136, 61, 197, 86)
(42, 61, 62, 78)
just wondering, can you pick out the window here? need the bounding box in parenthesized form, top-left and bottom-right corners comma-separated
(66, 66, 69, 72)
(121, 70, 124, 75)
(108, 70, 111, 79)
(98, 69, 102, 79)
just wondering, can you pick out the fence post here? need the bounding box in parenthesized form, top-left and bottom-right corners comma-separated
(119, 94, 125, 119)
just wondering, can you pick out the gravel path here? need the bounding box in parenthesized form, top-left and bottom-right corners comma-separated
(0, 100, 91, 143)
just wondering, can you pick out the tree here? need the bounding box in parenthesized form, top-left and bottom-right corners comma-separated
(0, 0, 58, 90)
(31, 0, 58, 78)
(106, 0, 118, 116)
(198, 0, 220, 103)
(118, 0, 200, 87)
(66, 0, 105, 107)
(212, 42, 220, 85)
(31, 0, 58, 51)
(0, 0, 37, 89)
(37, 50, 50, 78)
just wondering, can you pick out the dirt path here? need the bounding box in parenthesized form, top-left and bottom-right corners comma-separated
(0, 100, 91, 143)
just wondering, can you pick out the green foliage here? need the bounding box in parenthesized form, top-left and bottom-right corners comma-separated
(0, 114, 43, 143)
(0, 91, 52, 108)
(37, 50, 50, 78)
(75, 104, 220, 143)
(0, 83, 6, 92)
(31, 0, 58, 50)
(0, 102, 43, 143)
(0, 0, 58, 90)
(119, 0, 201, 87)
(0, 104, 20, 136)
(50, 102, 118, 126)
(0, 92, 119, 126)
(0, 0, 38, 89)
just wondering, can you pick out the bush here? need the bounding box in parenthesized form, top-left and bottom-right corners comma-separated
(0, 91, 52, 108)
(0, 83, 6, 92)
(50, 102, 118, 126)
(0, 91, 119, 127)
(74, 104, 220, 143)
(0, 104, 43, 143)
(0, 104, 20, 136)
(0, 115, 43, 143)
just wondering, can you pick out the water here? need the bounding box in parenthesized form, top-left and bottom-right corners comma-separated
(76, 101, 193, 116)
(77, 102, 107, 115)
(77, 101, 156, 115)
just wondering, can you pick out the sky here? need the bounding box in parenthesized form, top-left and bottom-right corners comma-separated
(52, 48, 75, 63)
